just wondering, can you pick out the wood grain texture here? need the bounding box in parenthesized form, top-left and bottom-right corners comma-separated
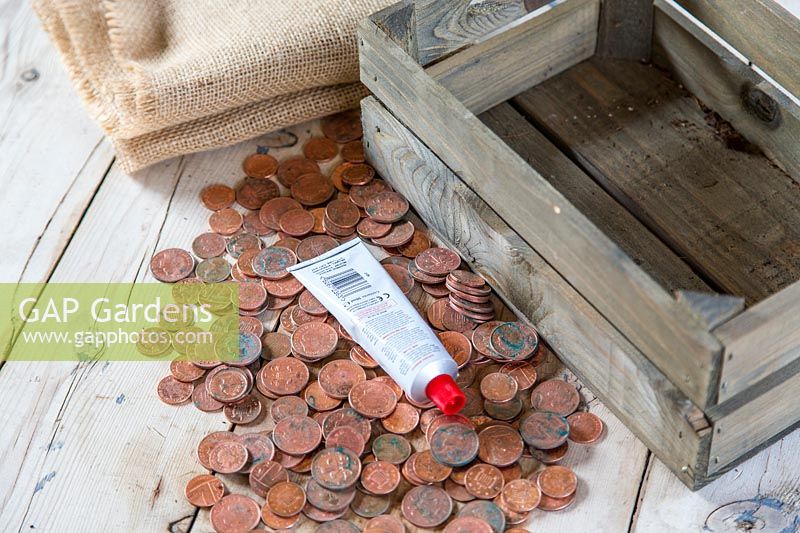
(675, 0, 800, 99)
(596, 0, 653, 61)
(0, 0, 115, 284)
(413, 0, 532, 65)
(424, 0, 598, 115)
(633, 435, 800, 532)
(359, 17, 723, 409)
(480, 103, 710, 294)
(515, 58, 800, 306)
(370, 0, 418, 57)
(714, 280, 800, 406)
(654, 0, 800, 185)
(362, 95, 708, 489)
(674, 291, 744, 330)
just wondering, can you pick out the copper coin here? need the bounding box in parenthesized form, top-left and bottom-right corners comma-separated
(323, 214, 356, 237)
(364, 515, 405, 533)
(291, 173, 335, 206)
(157, 375, 193, 405)
(567, 411, 604, 444)
(238, 316, 263, 337)
(272, 415, 322, 455)
(277, 156, 320, 187)
(444, 517, 493, 533)
(325, 198, 360, 228)
(458, 501, 506, 533)
(429, 423, 480, 467)
(242, 211, 274, 236)
(413, 449, 452, 483)
(538, 490, 576, 511)
(237, 178, 279, 210)
(295, 234, 338, 261)
(371, 375, 403, 400)
(197, 432, 239, 470)
(291, 304, 327, 329)
(364, 191, 409, 223)
(360, 461, 401, 495)
(201, 184, 235, 211)
(266, 481, 306, 517)
(426, 413, 473, 440)
(209, 208, 243, 236)
(270, 395, 309, 422)
(325, 425, 366, 456)
(449, 269, 486, 288)
(249, 460, 289, 498)
(426, 298, 450, 330)
(223, 395, 262, 424)
(208, 439, 249, 474)
(471, 321, 506, 357)
(170, 358, 205, 383)
(480, 372, 518, 403)
(235, 249, 260, 278)
(243, 153, 279, 179)
(349, 345, 379, 368)
(185, 474, 225, 507)
(447, 282, 491, 303)
(415, 247, 461, 276)
(205, 366, 249, 402)
(262, 275, 304, 299)
(401, 486, 453, 528)
(303, 136, 338, 162)
(537, 465, 577, 498)
(519, 411, 570, 449)
(309, 207, 327, 233)
(227, 232, 262, 258)
(150, 248, 195, 283)
(438, 330, 472, 368)
(397, 230, 430, 258)
(465, 464, 505, 499)
(262, 504, 302, 529)
(321, 407, 372, 443)
(261, 331, 291, 359)
(350, 490, 391, 518)
(210, 494, 261, 533)
(356, 218, 392, 239)
(298, 289, 327, 315)
(489, 321, 539, 361)
(349, 179, 392, 208)
(501, 479, 541, 513)
(318, 359, 366, 399)
(450, 294, 494, 315)
(348, 379, 397, 418)
(372, 220, 415, 248)
(401, 454, 426, 486)
(311, 446, 362, 490)
(340, 140, 365, 163)
(238, 282, 267, 311)
(499, 361, 537, 391)
(306, 478, 356, 513)
(304, 381, 342, 412)
(380, 402, 419, 434)
(259, 197, 302, 230)
(192, 232, 226, 259)
(322, 111, 362, 143)
(529, 441, 568, 464)
(274, 235, 301, 252)
(257, 357, 309, 396)
(251, 246, 297, 280)
(195, 257, 231, 283)
(278, 208, 315, 237)
(192, 382, 224, 412)
(341, 163, 375, 186)
(292, 322, 339, 360)
(442, 303, 478, 333)
(445, 477, 476, 502)
(371, 433, 412, 464)
(408, 260, 446, 285)
(239, 432, 275, 471)
(478, 425, 524, 467)
(383, 263, 415, 295)
(530, 379, 580, 416)
(422, 282, 449, 298)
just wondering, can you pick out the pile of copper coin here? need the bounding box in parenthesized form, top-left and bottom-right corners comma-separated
(149, 110, 606, 532)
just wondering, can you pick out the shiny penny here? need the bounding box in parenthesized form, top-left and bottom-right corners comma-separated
(530, 379, 581, 416)
(201, 184, 236, 211)
(192, 232, 227, 259)
(348, 379, 397, 418)
(242, 153, 279, 179)
(480, 372, 518, 403)
(184, 474, 225, 507)
(478, 424, 525, 467)
(266, 481, 306, 517)
(465, 464, 505, 499)
(567, 411, 605, 444)
(364, 191, 409, 223)
(360, 461, 401, 495)
(311, 446, 362, 490)
(208, 208, 243, 236)
(272, 415, 322, 455)
(150, 248, 195, 283)
(210, 494, 261, 533)
(415, 247, 461, 276)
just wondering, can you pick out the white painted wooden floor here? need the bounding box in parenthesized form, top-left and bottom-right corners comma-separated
(1, 0, 798, 531)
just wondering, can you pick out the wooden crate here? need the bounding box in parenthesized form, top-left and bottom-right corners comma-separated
(357, 0, 800, 490)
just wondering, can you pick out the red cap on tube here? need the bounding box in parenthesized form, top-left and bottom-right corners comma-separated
(425, 374, 466, 415)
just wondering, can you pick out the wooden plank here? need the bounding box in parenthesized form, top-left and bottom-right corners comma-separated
(0, 119, 329, 531)
(0, 0, 115, 284)
(359, 18, 722, 409)
(596, 0, 653, 61)
(362, 95, 708, 489)
(674, 291, 744, 330)
(413, 0, 547, 65)
(714, 280, 800, 407)
(424, 0, 599, 115)
(370, 0, 418, 57)
(633, 434, 800, 532)
(514, 58, 800, 306)
(480, 103, 710, 294)
(674, 0, 800, 99)
(654, 0, 800, 185)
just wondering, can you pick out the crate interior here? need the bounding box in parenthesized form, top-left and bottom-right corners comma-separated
(478, 57, 800, 306)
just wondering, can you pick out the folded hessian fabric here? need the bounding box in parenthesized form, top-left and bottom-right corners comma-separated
(33, 0, 394, 172)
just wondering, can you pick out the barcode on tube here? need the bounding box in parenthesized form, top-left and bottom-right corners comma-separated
(323, 268, 371, 299)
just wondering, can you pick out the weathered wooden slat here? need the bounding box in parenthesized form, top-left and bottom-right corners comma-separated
(596, 0, 653, 61)
(674, 0, 800, 100)
(514, 58, 800, 306)
(654, 0, 800, 185)
(425, 0, 598, 115)
(370, 0, 418, 57)
(359, 17, 722, 409)
(714, 280, 800, 406)
(481, 103, 710, 294)
(362, 95, 709, 489)
(674, 291, 745, 330)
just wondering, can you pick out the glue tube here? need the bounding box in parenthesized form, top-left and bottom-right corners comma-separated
(287, 239, 465, 414)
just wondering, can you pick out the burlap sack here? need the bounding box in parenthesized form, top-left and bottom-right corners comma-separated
(32, 0, 394, 172)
